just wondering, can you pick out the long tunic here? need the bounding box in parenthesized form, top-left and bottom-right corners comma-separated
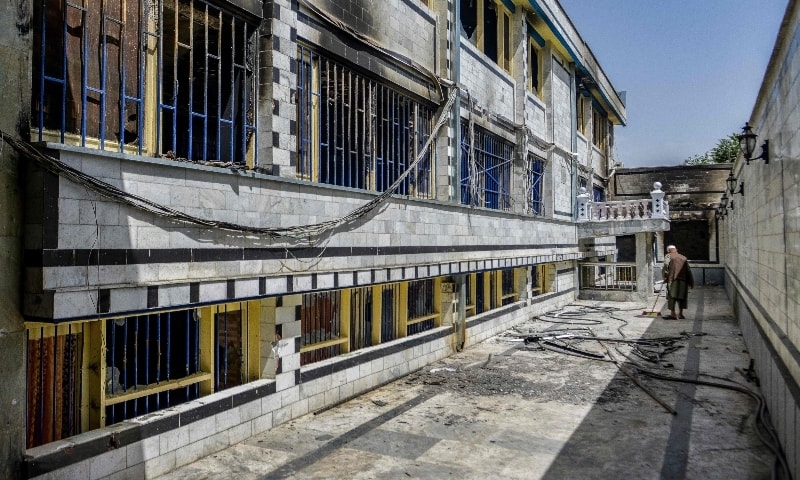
(662, 252, 694, 303)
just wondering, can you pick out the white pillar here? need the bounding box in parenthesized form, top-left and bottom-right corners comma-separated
(651, 182, 666, 218)
(576, 186, 591, 221)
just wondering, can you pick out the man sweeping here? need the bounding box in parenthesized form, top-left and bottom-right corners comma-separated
(662, 245, 694, 319)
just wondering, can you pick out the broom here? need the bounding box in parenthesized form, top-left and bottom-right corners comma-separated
(643, 281, 665, 316)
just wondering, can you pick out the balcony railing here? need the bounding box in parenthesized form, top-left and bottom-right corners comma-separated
(577, 182, 669, 222)
(579, 263, 637, 291)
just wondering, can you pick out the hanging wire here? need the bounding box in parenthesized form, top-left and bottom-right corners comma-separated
(0, 87, 457, 245)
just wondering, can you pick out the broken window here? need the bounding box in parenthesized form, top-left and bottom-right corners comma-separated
(460, 0, 511, 73)
(32, 0, 257, 163)
(297, 46, 435, 198)
(26, 324, 83, 448)
(407, 279, 438, 335)
(593, 185, 605, 202)
(465, 274, 477, 317)
(527, 154, 545, 216)
(532, 263, 554, 296)
(576, 95, 588, 135)
(380, 283, 402, 343)
(27, 303, 259, 446)
(500, 268, 520, 305)
(300, 291, 344, 366)
(350, 287, 374, 352)
(460, 123, 513, 210)
(104, 310, 203, 426)
(528, 38, 541, 96)
(592, 107, 608, 152)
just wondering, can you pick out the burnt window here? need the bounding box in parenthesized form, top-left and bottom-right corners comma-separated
(460, 0, 511, 73)
(664, 220, 710, 261)
(460, 123, 513, 210)
(528, 155, 545, 215)
(32, 0, 258, 163)
(297, 46, 436, 198)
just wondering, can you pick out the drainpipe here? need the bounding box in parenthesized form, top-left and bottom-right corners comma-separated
(451, 0, 466, 351)
(452, 0, 461, 205)
(570, 68, 578, 220)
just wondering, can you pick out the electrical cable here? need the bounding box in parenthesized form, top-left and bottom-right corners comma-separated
(0, 87, 459, 246)
(514, 303, 790, 480)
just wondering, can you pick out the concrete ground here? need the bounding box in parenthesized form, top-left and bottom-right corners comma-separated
(157, 286, 779, 479)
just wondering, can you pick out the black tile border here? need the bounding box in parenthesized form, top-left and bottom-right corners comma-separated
(300, 328, 451, 383)
(28, 243, 580, 268)
(23, 381, 277, 478)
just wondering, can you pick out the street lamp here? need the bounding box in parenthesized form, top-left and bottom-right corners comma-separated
(726, 171, 744, 196)
(738, 122, 769, 165)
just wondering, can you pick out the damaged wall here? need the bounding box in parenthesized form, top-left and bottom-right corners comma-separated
(610, 164, 729, 284)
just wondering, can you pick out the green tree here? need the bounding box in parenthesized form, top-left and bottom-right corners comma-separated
(683, 133, 739, 165)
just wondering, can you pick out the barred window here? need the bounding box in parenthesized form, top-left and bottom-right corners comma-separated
(407, 279, 437, 335)
(26, 304, 257, 447)
(460, 123, 513, 210)
(300, 291, 345, 365)
(527, 155, 545, 216)
(32, 0, 257, 163)
(297, 45, 436, 198)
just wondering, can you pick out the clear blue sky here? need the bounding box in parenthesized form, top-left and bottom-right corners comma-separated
(559, 0, 789, 168)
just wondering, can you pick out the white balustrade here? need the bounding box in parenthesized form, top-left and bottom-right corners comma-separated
(576, 181, 670, 223)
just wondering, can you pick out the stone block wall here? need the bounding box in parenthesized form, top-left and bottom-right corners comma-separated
(721, 3, 800, 479)
(23, 144, 583, 321)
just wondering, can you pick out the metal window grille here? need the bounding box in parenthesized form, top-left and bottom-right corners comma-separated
(381, 284, 401, 343)
(300, 291, 342, 366)
(527, 155, 545, 216)
(579, 263, 637, 291)
(26, 324, 83, 448)
(501, 268, 516, 305)
(407, 279, 435, 335)
(489, 271, 499, 309)
(475, 272, 486, 314)
(465, 274, 476, 316)
(297, 45, 435, 198)
(593, 185, 605, 202)
(350, 287, 373, 352)
(33, 0, 257, 162)
(531, 265, 541, 297)
(214, 304, 250, 391)
(460, 123, 512, 210)
(105, 310, 202, 426)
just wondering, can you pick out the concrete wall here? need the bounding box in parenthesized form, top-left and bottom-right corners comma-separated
(721, 2, 800, 478)
(0, 1, 31, 478)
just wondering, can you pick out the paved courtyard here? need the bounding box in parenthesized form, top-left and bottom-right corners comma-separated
(157, 286, 777, 479)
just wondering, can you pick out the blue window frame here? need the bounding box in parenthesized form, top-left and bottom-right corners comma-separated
(33, 0, 258, 163)
(297, 45, 435, 198)
(460, 122, 512, 210)
(593, 185, 605, 202)
(528, 155, 545, 215)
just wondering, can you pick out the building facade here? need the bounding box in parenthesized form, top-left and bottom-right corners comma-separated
(0, 1, 629, 478)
